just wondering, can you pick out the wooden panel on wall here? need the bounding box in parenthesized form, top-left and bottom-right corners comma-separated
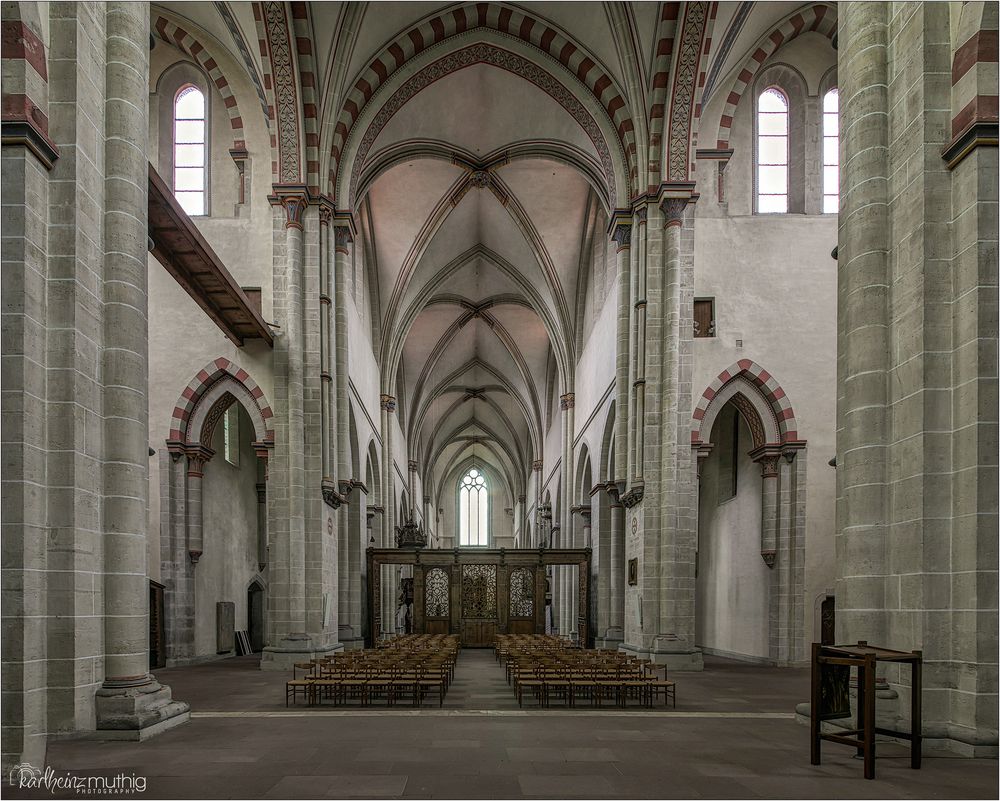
(461, 620, 497, 647)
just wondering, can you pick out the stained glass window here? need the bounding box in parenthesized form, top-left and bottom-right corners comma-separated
(459, 468, 488, 546)
(757, 87, 788, 213)
(174, 85, 206, 216)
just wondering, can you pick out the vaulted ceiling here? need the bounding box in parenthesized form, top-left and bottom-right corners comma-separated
(153, 0, 836, 510)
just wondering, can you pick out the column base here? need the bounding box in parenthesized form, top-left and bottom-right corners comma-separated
(259, 633, 343, 671)
(94, 679, 190, 740)
(620, 636, 704, 670)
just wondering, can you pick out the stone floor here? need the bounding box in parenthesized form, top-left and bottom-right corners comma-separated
(9, 650, 997, 800)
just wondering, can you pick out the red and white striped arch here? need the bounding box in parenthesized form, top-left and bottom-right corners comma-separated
(153, 15, 247, 151)
(327, 2, 637, 203)
(715, 3, 836, 150)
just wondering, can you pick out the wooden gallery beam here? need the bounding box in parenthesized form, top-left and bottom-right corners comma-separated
(147, 164, 273, 347)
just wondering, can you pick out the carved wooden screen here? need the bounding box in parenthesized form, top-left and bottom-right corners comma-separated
(509, 567, 534, 618)
(461, 564, 497, 618)
(425, 568, 450, 618)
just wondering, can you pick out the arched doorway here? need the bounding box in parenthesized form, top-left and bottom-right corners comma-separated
(247, 580, 265, 653)
(691, 361, 808, 666)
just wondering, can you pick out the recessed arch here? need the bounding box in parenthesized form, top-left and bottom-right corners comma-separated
(168, 358, 274, 454)
(715, 3, 837, 149)
(692, 359, 802, 448)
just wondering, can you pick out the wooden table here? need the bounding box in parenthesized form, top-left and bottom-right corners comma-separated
(810, 641, 922, 780)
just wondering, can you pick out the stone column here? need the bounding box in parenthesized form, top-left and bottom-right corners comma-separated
(645, 192, 701, 669)
(532, 460, 543, 547)
(836, 0, 890, 648)
(333, 224, 352, 485)
(184, 449, 213, 564)
(407, 460, 417, 517)
(380, 394, 396, 541)
(96, 1, 188, 734)
(753, 450, 782, 566)
(560, 392, 575, 637)
(631, 208, 648, 487)
(608, 488, 625, 644)
(319, 206, 333, 487)
(611, 212, 632, 485)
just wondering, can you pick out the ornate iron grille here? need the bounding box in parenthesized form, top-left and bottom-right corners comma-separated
(425, 568, 450, 618)
(509, 567, 534, 618)
(461, 564, 497, 618)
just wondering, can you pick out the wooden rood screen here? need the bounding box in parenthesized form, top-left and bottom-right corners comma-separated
(367, 548, 591, 648)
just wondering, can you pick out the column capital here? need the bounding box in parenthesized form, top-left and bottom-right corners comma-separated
(270, 185, 310, 229)
(559, 393, 575, 410)
(657, 181, 696, 227)
(408, 460, 418, 472)
(532, 459, 543, 471)
(608, 207, 632, 250)
(751, 447, 783, 478)
(380, 394, 397, 412)
(334, 225, 354, 253)
(185, 445, 216, 477)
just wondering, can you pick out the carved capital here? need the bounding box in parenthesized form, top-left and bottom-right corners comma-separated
(753, 450, 782, 479)
(532, 460, 543, 471)
(334, 225, 353, 252)
(559, 393, 575, 410)
(408, 460, 417, 472)
(280, 195, 307, 230)
(761, 550, 776, 568)
(189, 550, 203, 564)
(380, 394, 396, 413)
(318, 205, 333, 227)
(185, 446, 215, 478)
(660, 197, 688, 227)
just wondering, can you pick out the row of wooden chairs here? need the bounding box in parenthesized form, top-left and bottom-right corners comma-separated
(496, 634, 677, 709)
(286, 635, 460, 707)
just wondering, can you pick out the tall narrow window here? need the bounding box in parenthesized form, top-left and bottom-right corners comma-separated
(223, 404, 240, 466)
(459, 468, 488, 546)
(822, 88, 839, 213)
(756, 87, 788, 213)
(174, 85, 206, 216)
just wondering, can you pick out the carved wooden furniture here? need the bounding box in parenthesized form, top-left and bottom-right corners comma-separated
(367, 548, 591, 648)
(810, 641, 922, 780)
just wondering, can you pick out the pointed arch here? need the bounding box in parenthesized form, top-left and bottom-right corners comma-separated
(168, 358, 274, 455)
(691, 359, 802, 448)
(152, 13, 251, 150)
(326, 4, 635, 205)
(715, 3, 837, 149)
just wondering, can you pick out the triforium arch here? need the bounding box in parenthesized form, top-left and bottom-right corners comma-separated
(161, 358, 275, 663)
(691, 360, 806, 666)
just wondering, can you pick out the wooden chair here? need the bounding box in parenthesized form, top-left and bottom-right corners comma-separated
(286, 679, 313, 706)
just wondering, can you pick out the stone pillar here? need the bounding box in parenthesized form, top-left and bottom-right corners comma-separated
(631, 208, 648, 487)
(319, 206, 333, 486)
(836, 0, 890, 649)
(333, 224, 352, 484)
(184, 450, 212, 563)
(380, 394, 396, 542)
(560, 392, 575, 636)
(611, 212, 632, 485)
(407, 460, 417, 516)
(642, 191, 701, 669)
(608, 489, 625, 644)
(532, 460, 543, 547)
(95, 1, 188, 735)
(754, 450, 782, 566)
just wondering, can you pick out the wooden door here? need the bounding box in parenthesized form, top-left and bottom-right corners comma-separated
(423, 567, 451, 635)
(508, 567, 536, 635)
(459, 564, 498, 647)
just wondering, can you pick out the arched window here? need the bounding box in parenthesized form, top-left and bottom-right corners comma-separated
(822, 88, 839, 213)
(458, 468, 488, 546)
(756, 87, 788, 213)
(173, 85, 206, 215)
